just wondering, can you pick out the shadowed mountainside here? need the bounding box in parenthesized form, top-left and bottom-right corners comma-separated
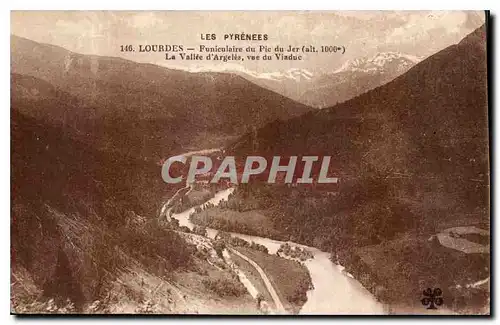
(11, 35, 312, 158)
(11, 108, 193, 310)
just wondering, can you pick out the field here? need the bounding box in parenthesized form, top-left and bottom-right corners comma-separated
(235, 247, 312, 314)
(347, 231, 490, 314)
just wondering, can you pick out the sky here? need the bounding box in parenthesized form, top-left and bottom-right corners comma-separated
(11, 11, 485, 75)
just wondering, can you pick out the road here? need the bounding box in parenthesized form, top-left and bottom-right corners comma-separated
(228, 247, 287, 314)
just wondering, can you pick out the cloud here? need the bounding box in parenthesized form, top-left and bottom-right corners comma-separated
(388, 11, 469, 43)
(126, 12, 166, 29)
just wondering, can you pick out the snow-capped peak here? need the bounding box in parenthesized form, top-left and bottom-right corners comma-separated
(257, 68, 313, 81)
(159, 63, 314, 82)
(282, 68, 314, 81)
(334, 52, 422, 74)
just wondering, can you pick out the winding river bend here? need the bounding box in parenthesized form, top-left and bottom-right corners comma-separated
(169, 187, 385, 314)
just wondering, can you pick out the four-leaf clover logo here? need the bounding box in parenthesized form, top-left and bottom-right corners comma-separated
(421, 288, 443, 309)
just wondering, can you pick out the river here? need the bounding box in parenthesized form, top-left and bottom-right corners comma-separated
(170, 187, 385, 314)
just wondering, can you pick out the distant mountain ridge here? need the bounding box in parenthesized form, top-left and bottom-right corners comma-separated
(299, 52, 422, 107)
(209, 51, 423, 108)
(11, 35, 312, 158)
(333, 52, 421, 74)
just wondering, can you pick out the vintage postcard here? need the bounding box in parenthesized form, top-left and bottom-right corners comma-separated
(10, 11, 490, 315)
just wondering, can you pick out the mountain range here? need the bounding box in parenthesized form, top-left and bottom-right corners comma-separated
(11, 35, 312, 159)
(299, 52, 421, 107)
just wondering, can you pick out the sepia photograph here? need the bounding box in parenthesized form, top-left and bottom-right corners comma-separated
(10, 10, 490, 315)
